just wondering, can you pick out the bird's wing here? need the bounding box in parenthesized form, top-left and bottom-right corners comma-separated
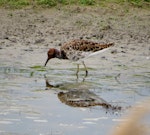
(61, 39, 114, 52)
(60, 40, 114, 61)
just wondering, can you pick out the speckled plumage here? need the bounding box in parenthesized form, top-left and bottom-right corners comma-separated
(60, 39, 114, 61)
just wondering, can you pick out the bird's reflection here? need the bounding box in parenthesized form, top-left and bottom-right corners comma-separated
(44, 75, 121, 111)
(58, 89, 111, 108)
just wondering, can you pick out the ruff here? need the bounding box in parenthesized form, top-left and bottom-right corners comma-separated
(44, 39, 114, 76)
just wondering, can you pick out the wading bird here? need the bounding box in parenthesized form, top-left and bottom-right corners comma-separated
(44, 39, 114, 76)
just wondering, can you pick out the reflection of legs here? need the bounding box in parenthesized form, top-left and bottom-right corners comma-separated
(44, 75, 54, 88)
(82, 61, 88, 76)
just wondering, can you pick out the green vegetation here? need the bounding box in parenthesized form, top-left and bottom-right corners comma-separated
(30, 65, 46, 71)
(0, 0, 149, 8)
(0, 0, 30, 8)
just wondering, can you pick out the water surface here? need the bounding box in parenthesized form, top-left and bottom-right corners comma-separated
(0, 45, 150, 135)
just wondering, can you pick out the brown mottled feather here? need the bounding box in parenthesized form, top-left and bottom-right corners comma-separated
(59, 39, 114, 61)
(61, 39, 114, 52)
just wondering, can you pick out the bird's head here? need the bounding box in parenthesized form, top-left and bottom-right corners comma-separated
(44, 48, 60, 66)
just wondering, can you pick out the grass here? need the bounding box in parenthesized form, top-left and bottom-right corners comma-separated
(0, 0, 30, 8)
(0, 0, 149, 8)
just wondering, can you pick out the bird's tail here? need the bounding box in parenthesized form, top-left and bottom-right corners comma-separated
(98, 42, 115, 49)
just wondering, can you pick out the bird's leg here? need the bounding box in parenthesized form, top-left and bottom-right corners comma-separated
(76, 64, 80, 79)
(82, 61, 88, 77)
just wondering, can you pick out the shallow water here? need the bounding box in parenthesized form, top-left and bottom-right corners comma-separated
(0, 45, 150, 135)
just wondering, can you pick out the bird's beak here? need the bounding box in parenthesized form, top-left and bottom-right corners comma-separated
(44, 58, 49, 67)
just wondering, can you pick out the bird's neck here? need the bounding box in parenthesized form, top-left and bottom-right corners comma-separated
(54, 49, 67, 59)
(54, 49, 61, 59)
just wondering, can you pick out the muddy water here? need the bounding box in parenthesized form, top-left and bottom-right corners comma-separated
(0, 44, 150, 135)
